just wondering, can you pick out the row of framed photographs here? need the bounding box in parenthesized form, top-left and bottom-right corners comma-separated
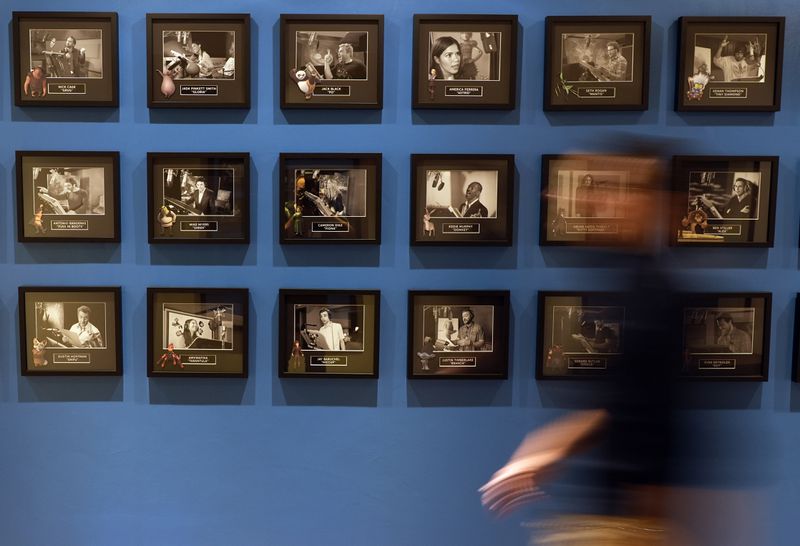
(12, 12, 786, 112)
(15, 151, 779, 248)
(20, 288, 785, 382)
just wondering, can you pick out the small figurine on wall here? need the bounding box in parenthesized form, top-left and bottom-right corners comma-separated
(288, 340, 304, 371)
(30, 204, 47, 234)
(157, 69, 176, 99)
(31, 338, 48, 367)
(23, 66, 47, 97)
(156, 205, 177, 235)
(158, 343, 183, 369)
(289, 67, 318, 100)
(416, 336, 435, 371)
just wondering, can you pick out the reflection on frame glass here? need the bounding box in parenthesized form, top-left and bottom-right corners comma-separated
(677, 17, 784, 112)
(279, 154, 381, 244)
(279, 290, 380, 378)
(413, 14, 517, 109)
(408, 291, 509, 379)
(671, 156, 777, 247)
(411, 155, 514, 246)
(19, 287, 121, 376)
(16, 151, 119, 242)
(148, 288, 248, 378)
(13, 12, 118, 107)
(680, 293, 769, 381)
(281, 14, 383, 109)
(544, 16, 650, 111)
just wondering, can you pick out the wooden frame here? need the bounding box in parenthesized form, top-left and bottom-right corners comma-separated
(147, 152, 250, 244)
(410, 154, 514, 246)
(670, 155, 778, 247)
(412, 14, 518, 110)
(676, 17, 785, 112)
(279, 153, 382, 244)
(16, 150, 120, 243)
(147, 287, 249, 378)
(19, 286, 122, 376)
(408, 290, 510, 379)
(278, 289, 380, 378)
(280, 14, 384, 109)
(12, 11, 119, 107)
(147, 13, 251, 108)
(544, 16, 651, 111)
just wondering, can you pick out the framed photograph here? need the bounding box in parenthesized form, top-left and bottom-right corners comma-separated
(671, 156, 778, 247)
(147, 288, 248, 378)
(12, 12, 118, 107)
(278, 289, 380, 378)
(537, 292, 625, 380)
(408, 291, 509, 379)
(540, 154, 649, 246)
(412, 14, 518, 109)
(147, 153, 249, 244)
(147, 13, 250, 108)
(16, 151, 120, 243)
(677, 17, 785, 112)
(544, 16, 651, 111)
(411, 154, 514, 246)
(681, 293, 770, 381)
(19, 286, 121, 376)
(791, 296, 800, 383)
(280, 14, 384, 109)
(279, 153, 381, 244)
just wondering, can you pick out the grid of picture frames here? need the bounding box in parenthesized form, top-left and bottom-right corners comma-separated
(8, 10, 796, 384)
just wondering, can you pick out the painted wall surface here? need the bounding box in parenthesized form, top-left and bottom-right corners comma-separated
(1, 1, 798, 545)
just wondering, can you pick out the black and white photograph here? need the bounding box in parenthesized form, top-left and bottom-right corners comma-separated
(680, 293, 770, 380)
(545, 17, 650, 110)
(541, 155, 651, 246)
(281, 15, 383, 109)
(19, 287, 121, 375)
(148, 153, 249, 244)
(148, 288, 248, 378)
(279, 290, 380, 378)
(411, 155, 513, 246)
(413, 15, 517, 109)
(408, 291, 509, 379)
(279, 154, 381, 244)
(678, 18, 784, 111)
(13, 12, 118, 106)
(16, 151, 119, 242)
(671, 156, 777, 247)
(537, 292, 627, 379)
(147, 14, 250, 108)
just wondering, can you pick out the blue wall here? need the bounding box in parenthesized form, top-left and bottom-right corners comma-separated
(1, 1, 798, 545)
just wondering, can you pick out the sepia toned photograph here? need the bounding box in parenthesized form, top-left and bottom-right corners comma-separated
(428, 30, 501, 82)
(684, 307, 755, 356)
(148, 288, 248, 378)
(16, 151, 119, 242)
(281, 15, 383, 109)
(161, 30, 236, 80)
(672, 156, 777, 247)
(19, 287, 121, 375)
(279, 290, 380, 378)
(411, 155, 513, 246)
(545, 16, 650, 110)
(13, 12, 118, 106)
(408, 291, 509, 379)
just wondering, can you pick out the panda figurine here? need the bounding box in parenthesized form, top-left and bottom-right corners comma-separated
(289, 67, 318, 100)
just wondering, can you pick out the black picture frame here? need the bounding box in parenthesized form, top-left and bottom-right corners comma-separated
(680, 292, 770, 381)
(670, 155, 778, 247)
(147, 288, 249, 378)
(544, 16, 651, 111)
(279, 153, 382, 244)
(147, 13, 251, 109)
(412, 14, 518, 110)
(536, 291, 626, 380)
(19, 286, 122, 376)
(676, 17, 785, 112)
(408, 290, 510, 379)
(791, 295, 800, 383)
(278, 289, 380, 378)
(12, 11, 119, 107)
(411, 154, 514, 246)
(539, 154, 654, 247)
(147, 152, 250, 244)
(280, 14, 384, 110)
(16, 151, 120, 243)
